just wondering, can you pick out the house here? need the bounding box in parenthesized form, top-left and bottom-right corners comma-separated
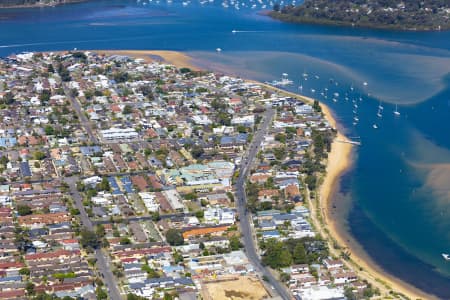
(261, 230, 280, 240)
(182, 225, 229, 239)
(258, 189, 279, 202)
(203, 206, 235, 225)
(323, 259, 344, 270)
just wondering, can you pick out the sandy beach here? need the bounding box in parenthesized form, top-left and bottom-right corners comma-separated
(318, 103, 435, 300)
(57, 49, 434, 299)
(251, 78, 433, 299)
(79, 50, 199, 70)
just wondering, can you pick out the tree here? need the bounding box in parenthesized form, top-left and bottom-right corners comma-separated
(262, 238, 292, 268)
(1, 91, 15, 105)
(47, 64, 55, 73)
(80, 228, 100, 250)
(313, 99, 322, 112)
(165, 229, 184, 246)
(151, 211, 161, 222)
(0, 155, 9, 165)
(17, 205, 32, 216)
(179, 67, 191, 74)
(26, 281, 35, 295)
(98, 177, 111, 191)
(96, 287, 107, 300)
(123, 104, 133, 114)
(120, 237, 131, 245)
(292, 243, 307, 264)
(44, 125, 55, 136)
(33, 151, 46, 160)
(191, 145, 204, 159)
(229, 235, 243, 250)
(305, 175, 317, 191)
(127, 294, 147, 300)
(195, 210, 204, 219)
(19, 267, 30, 276)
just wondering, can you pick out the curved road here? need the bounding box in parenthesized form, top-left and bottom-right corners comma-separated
(235, 108, 291, 300)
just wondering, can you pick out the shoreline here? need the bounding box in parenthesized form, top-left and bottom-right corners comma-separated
(318, 105, 436, 300)
(85, 50, 200, 71)
(49, 49, 434, 299)
(0, 0, 86, 9)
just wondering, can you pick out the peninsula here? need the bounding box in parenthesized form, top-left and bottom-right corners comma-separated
(269, 0, 450, 31)
(0, 0, 85, 8)
(0, 49, 434, 300)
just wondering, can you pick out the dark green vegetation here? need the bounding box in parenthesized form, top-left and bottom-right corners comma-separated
(165, 228, 184, 246)
(261, 237, 328, 268)
(0, 0, 85, 8)
(270, 0, 450, 31)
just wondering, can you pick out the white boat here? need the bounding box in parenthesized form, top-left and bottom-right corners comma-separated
(231, 29, 237, 33)
(377, 111, 382, 118)
(216, 48, 222, 52)
(354, 116, 359, 122)
(442, 253, 450, 261)
(373, 124, 378, 129)
(310, 89, 315, 93)
(363, 81, 368, 86)
(315, 75, 319, 79)
(332, 98, 337, 103)
(394, 104, 400, 116)
(268, 73, 293, 86)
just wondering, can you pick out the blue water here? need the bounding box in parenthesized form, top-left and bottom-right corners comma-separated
(1, 0, 450, 297)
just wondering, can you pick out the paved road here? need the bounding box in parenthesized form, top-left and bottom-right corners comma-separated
(66, 177, 122, 300)
(235, 108, 291, 300)
(63, 83, 99, 144)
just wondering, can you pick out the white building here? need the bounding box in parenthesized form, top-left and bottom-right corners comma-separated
(139, 192, 159, 212)
(100, 128, 138, 141)
(298, 285, 345, 300)
(231, 115, 254, 126)
(192, 115, 212, 125)
(204, 206, 235, 225)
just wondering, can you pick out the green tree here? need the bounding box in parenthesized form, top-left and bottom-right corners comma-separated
(80, 228, 100, 250)
(19, 267, 30, 276)
(123, 104, 133, 114)
(127, 294, 147, 300)
(33, 151, 46, 160)
(17, 205, 32, 216)
(165, 229, 184, 246)
(26, 281, 35, 295)
(229, 235, 243, 250)
(44, 125, 55, 136)
(313, 99, 322, 112)
(262, 238, 293, 268)
(98, 177, 111, 191)
(292, 243, 307, 264)
(96, 287, 107, 300)
(120, 237, 131, 245)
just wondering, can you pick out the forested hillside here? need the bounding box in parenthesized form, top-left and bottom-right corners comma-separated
(270, 0, 450, 31)
(0, 0, 84, 8)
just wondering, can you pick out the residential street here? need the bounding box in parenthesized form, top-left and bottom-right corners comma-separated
(235, 108, 291, 300)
